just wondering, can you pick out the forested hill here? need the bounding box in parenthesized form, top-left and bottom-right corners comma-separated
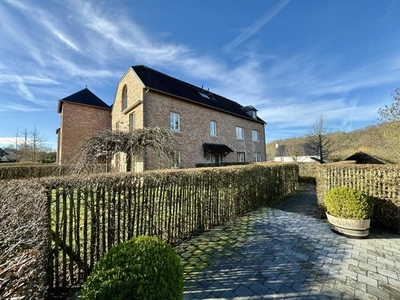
(266, 124, 398, 164)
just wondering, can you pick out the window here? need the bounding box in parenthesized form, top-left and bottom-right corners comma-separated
(253, 152, 261, 162)
(170, 112, 180, 132)
(121, 85, 127, 111)
(171, 151, 181, 168)
(237, 152, 245, 162)
(129, 112, 135, 132)
(236, 126, 244, 140)
(116, 121, 120, 132)
(210, 121, 217, 137)
(252, 130, 260, 142)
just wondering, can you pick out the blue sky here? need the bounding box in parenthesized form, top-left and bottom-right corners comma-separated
(1, 0, 400, 150)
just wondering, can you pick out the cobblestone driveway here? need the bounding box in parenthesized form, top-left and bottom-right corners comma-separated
(176, 185, 400, 300)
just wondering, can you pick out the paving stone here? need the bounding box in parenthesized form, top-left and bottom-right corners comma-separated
(177, 185, 400, 300)
(366, 285, 391, 300)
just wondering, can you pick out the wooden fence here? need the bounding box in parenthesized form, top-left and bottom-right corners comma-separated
(317, 164, 400, 233)
(43, 163, 298, 297)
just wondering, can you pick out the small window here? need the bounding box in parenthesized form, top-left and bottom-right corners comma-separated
(170, 112, 180, 132)
(121, 85, 127, 111)
(171, 151, 181, 168)
(116, 121, 120, 132)
(129, 112, 135, 132)
(210, 121, 217, 137)
(253, 152, 261, 162)
(236, 126, 244, 140)
(237, 152, 245, 162)
(252, 130, 260, 142)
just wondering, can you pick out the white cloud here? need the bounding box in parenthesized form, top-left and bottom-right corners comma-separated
(224, 0, 291, 52)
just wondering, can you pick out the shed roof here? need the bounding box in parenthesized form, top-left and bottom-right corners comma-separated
(57, 88, 110, 113)
(131, 65, 265, 124)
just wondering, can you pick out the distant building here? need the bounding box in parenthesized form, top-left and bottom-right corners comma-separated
(344, 151, 384, 164)
(0, 148, 17, 163)
(56, 88, 111, 164)
(274, 143, 320, 163)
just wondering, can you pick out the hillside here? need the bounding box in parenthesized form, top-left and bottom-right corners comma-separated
(267, 124, 398, 164)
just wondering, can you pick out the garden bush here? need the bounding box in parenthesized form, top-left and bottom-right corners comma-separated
(80, 235, 183, 300)
(325, 186, 374, 220)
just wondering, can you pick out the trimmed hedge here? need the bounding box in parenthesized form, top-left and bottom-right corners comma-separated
(0, 164, 69, 180)
(80, 236, 183, 300)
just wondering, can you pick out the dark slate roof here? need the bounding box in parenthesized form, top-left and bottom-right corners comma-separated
(344, 151, 384, 164)
(131, 65, 265, 124)
(57, 88, 110, 113)
(275, 143, 317, 157)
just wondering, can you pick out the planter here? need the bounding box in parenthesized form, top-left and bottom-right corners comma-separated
(326, 212, 371, 238)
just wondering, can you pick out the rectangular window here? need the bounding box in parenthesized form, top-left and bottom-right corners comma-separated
(237, 152, 245, 162)
(252, 152, 261, 162)
(171, 151, 181, 168)
(236, 126, 244, 140)
(129, 112, 135, 132)
(252, 130, 260, 142)
(170, 112, 180, 132)
(210, 121, 217, 136)
(116, 121, 120, 132)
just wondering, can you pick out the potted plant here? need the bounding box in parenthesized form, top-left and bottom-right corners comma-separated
(325, 186, 374, 238)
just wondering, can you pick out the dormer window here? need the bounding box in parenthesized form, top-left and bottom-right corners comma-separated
(242, 105, 257, 119)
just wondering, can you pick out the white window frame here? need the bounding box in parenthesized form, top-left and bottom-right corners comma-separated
(236, 126, 244, 140)
(210, 121, 217, 137)
(170, 112, 180, 132)
(253, 152, 261, 162)
(252, 130, 260, 142)
(237, 152, 245, 162)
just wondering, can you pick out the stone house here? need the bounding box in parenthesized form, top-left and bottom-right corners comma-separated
(111, 65, 266, 172)
(56, 88, 111, 164)
(274, 143, 319, 163)
(57, 65, 266, 171)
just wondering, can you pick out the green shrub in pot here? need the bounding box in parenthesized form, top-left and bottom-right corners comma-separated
(325, 186, 374, 220)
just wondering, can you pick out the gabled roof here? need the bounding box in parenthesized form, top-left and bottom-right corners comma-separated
(57, 88, 110, 113)
(344, 151, 384, 164)
(131, 65, 265, 124)
(275, 143, 318, 157)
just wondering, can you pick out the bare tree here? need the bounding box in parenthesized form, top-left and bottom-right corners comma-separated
(306, 115, 333, 163)
(284, 141, 305, 162)
(378, 88, 400, 160)
(68, 127, 178, 174)
(30, 126, 47, 162)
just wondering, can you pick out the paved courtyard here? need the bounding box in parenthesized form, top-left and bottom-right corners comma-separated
(176, 185, 400, 300)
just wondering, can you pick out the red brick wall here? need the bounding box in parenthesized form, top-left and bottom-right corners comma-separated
(58, 102, 111, 164)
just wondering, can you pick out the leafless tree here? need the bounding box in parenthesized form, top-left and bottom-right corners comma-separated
(306, 115, 333, 163)
(378, 88, 400, 160)
(68, 127, 178, 174)
(284, 141, 305, 162)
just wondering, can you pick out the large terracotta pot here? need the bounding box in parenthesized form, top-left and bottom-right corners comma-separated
(326, 212, 370, 238)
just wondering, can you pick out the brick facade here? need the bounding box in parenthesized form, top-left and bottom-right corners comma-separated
(57, 102, 111, 164)
(111, 67, 266, 171)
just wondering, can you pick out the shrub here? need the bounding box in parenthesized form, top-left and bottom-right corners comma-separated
(80, 235, 184, 300)
(325, 187, 374, 220)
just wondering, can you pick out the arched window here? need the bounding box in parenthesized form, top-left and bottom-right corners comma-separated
(121, 85, 127, 111)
